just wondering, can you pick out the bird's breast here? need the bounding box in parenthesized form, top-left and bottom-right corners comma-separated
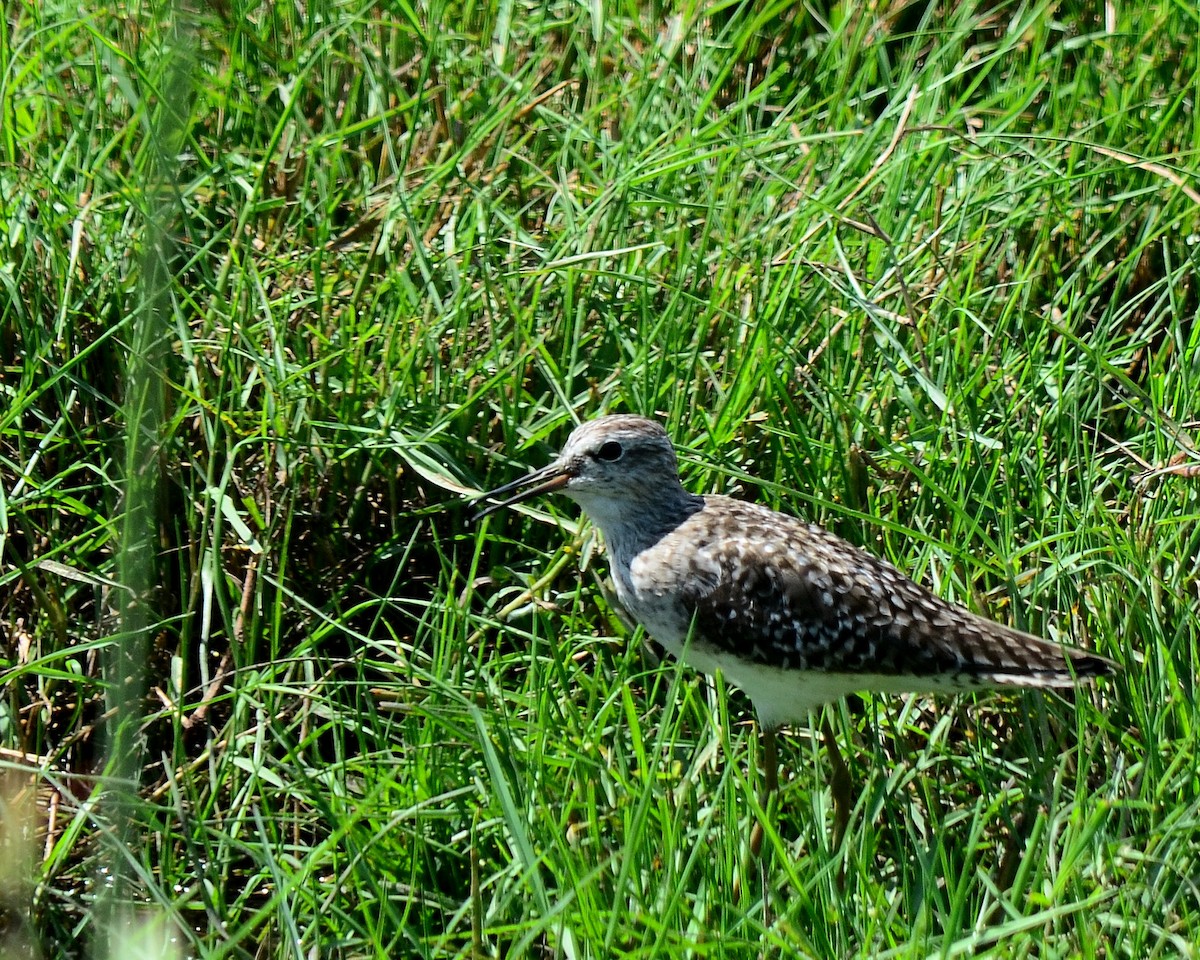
(606, 535, 719, 655)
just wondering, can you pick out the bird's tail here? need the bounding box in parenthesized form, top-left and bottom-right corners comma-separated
(971, 626, 1116, 688)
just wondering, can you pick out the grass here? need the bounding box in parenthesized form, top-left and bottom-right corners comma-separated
(2, 0, 1199, 956)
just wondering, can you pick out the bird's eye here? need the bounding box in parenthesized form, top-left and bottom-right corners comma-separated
(595, 440, 624, 462)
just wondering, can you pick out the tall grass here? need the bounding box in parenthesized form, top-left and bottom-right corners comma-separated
(1, 0, 1198, 956)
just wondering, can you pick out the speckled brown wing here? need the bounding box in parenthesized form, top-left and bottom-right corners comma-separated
(679, 497, 1113, 686)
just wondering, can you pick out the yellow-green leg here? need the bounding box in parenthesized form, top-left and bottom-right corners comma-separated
(737, 724, 779, 907)
(822, 713, 851, 850)
(748, 725, 778, 860)
(738, 717, 850, 902)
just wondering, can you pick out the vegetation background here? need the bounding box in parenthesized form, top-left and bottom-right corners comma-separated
(2, 0, 1198, 956)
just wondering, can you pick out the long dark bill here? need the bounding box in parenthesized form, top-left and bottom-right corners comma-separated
(470, 462, 571, 523)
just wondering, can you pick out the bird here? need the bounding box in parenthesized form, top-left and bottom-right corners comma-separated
(472, 414, 1115, 854)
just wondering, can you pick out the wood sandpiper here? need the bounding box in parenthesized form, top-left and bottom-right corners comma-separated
(473, 414, 1115, 849)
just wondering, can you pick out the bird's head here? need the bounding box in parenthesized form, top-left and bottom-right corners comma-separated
(472, 415, 687, 527)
